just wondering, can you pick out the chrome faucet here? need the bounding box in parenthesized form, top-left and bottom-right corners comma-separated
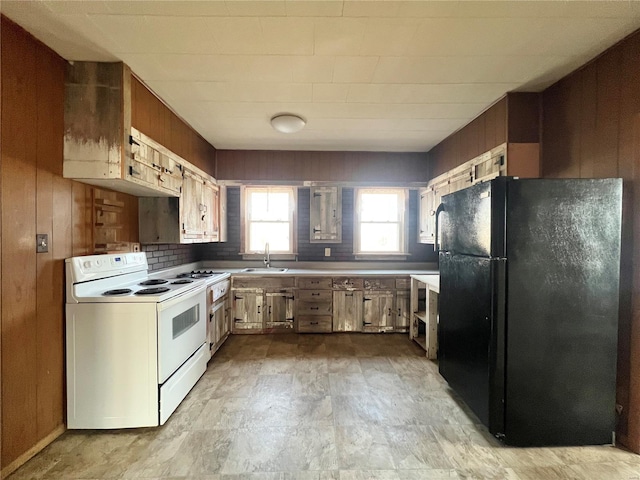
(263, 242, 270, 268)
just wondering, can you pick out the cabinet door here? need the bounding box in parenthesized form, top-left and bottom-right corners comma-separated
(473, 150, 505, 184)
(433, 180, 450, 248)
(266, 292, 295, 329)
(181, 170, 204, 241)
(448, 169, 473, 194)
(214, 304, 225, 347)
(333, 290, 363, 332)
(202, 180, 219, 241)
(418, 187, 435, 244)
(310, 186, 342, 243)
(218, 185, 227, 243)
(363, 292, 394, 332)
(225, 297, 232, 334)
(395, 290, 410, 331)
(232, 290, 263, 330)
(157, 151, 183, 196)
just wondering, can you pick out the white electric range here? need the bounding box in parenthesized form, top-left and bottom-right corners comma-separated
(65, 252, 220, 429)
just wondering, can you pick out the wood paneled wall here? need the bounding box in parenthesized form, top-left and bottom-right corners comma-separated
(541, 30, 640, 453)
(428, 93, 541, 179)
(0, 16, 140, 475)
(428, 97, 507, 178)
(131, 77, 216, 177)
(216, 150, 428, 183)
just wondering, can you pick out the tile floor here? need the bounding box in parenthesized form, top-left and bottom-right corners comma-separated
(8, 333, 640, 480)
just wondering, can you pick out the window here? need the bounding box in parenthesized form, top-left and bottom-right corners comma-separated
(242, 186, 296, 255)
(354, 188, 408, 256)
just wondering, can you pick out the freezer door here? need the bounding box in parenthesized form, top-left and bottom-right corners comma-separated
(439, 253, 505, 432)
(439, 179, 506, 257)
(504, 178, 622, 446)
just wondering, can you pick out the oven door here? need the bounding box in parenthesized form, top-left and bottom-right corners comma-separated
(157, 286, 206, 384)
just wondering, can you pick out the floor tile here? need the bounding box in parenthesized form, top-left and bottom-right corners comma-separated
(221, 426, 338, 474)
(335, 425, 396, 470)
(7, 333, 639, 480)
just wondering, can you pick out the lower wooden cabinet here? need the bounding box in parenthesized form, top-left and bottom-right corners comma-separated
(207, 280, 231, 357)
(362, 291, 395, 332)
(231, 275, 411, 334)
(333, 290, 363, 332)
(232, 289, 263, 331)
(296, 277, 333, 333)
(231, 277, 296, 333)
(265, 291, 295, 330)
(297, 316, 332, 333)
(395, 289, 411, 332)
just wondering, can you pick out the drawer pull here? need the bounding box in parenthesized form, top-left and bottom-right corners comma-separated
(311, 292, 320, 296)
(310, 321, 319, 325)
(310, 307, 319, 310)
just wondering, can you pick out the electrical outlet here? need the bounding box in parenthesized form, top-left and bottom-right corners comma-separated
(325, 248, 331, 257)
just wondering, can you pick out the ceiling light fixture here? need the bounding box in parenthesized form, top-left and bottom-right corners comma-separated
(270, 114, 306, 133)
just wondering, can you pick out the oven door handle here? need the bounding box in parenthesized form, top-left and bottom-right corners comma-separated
(156, 285, 206, 312)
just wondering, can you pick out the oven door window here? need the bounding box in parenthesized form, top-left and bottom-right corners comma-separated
(173, 304, 199, 339)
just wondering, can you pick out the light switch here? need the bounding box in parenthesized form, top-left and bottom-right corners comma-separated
(36, 234, 49, 253)
(325, 248, 331, 257)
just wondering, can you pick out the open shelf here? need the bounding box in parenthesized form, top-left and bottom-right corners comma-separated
(414, 311, 427, 323)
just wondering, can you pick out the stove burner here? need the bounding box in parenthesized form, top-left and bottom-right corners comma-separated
(103, 288, 133, 296)
(139, 279, 168, 286)
(136, 287, 170, 295)
(171, 279, 194, 284)
(191, 273, 213, 278)
(177, 273, 194, 278)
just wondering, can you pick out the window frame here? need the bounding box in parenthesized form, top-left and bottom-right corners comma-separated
(240, 185, 297, 258)
(353, 187, 409, 259)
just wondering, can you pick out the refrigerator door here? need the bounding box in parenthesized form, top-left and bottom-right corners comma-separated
(439, 252, 505, 432)
(504, 178, 622, 446)
(439, 178, 506, 257)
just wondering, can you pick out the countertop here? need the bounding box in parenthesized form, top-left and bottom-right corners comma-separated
(411, 273, 440, 292)
(154, 261, 439, 284)
(227, 268, 437, 276)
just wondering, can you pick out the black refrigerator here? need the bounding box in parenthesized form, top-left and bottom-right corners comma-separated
(436, 177, 622, 447)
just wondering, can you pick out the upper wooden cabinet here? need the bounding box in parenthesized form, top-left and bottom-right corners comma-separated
(139, 164, 223, 244)
(181, 168, 219, 243)
(63, 62, 215, 197)
(309, 186, 342, 243)
(130, 127, 183, 196)
(419, 144, 506, 244)
(63, 62, 148, 195)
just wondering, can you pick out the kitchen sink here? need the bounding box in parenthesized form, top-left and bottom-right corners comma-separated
(240, 267, 288, 273)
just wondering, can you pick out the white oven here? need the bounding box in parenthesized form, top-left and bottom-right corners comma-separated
(157, 286, 206, 383)
(65, 253, 209, 429)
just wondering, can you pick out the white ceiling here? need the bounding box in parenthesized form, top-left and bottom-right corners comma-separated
(3, 1, 640, 152)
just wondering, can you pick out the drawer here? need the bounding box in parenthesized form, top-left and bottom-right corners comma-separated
(297, 316, 332, 333)
(395, 278, 410, 289)
(233, 277, 295, 289)
(363, 278, 395, 290)
(298, 277, 332, 289)
(332, 277, 364, 290)
(297, 301, 333, 315)
(297, 290, 332, 302)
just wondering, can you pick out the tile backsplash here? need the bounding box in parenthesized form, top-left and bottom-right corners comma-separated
(142, 243, 198, 271)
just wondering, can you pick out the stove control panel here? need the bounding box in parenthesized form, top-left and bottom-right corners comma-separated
(67, 253, 148, 283)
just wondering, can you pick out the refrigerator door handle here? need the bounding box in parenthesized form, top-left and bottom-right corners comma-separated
(434, 203, 445, 252)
